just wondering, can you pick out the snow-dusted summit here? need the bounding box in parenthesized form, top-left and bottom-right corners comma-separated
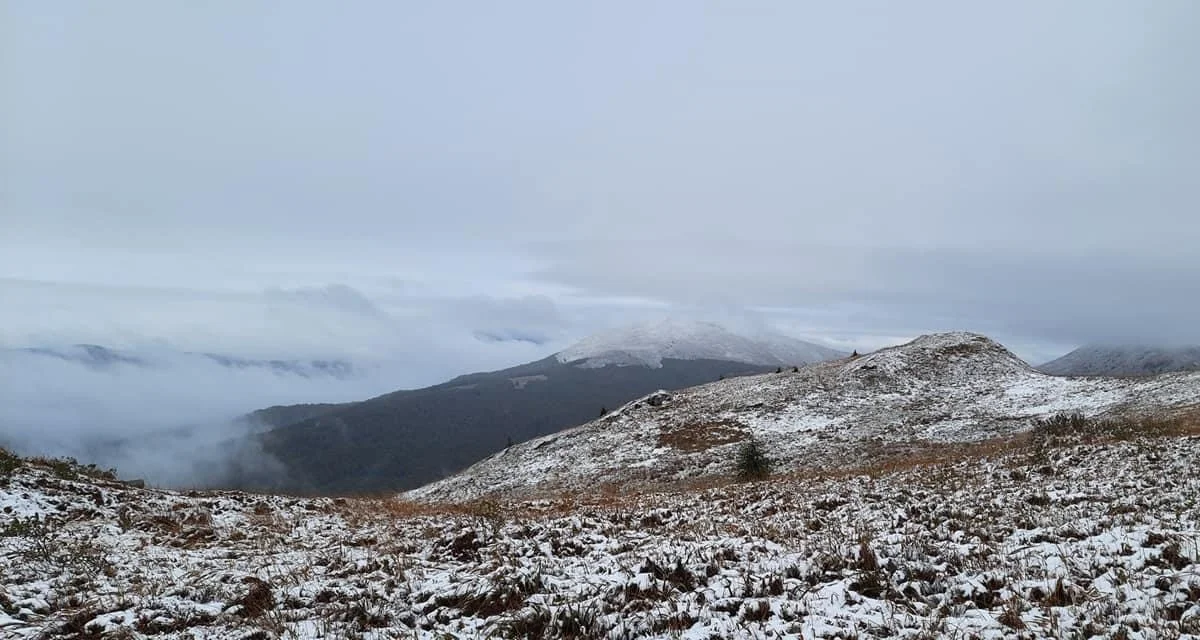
(413, 332, 1200, 501)
(555, 318, 845, 368)
(1040, 344, 1200, 377)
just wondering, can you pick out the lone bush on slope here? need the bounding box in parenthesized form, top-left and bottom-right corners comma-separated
(736, 437, 772, 481)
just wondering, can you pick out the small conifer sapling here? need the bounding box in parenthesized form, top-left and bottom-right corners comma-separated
(736, 437, 772, 481)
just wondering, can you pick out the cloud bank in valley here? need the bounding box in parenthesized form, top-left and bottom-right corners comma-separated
(0, 281, 589, 487)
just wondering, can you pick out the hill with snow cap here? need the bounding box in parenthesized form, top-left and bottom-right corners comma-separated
(412, 332, 1200, 501)
(237, 320, 841, 493)
(555, 318, 845, 368)
(1040, 344, 1200, 376)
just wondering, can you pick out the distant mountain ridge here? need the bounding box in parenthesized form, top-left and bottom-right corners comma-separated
(234, 320, 847, 494)
(410, 332, 1200, 501)
(20, 344, 148, 368)
(4, 344, 359, 379)
(1039, 345, 1200, 377)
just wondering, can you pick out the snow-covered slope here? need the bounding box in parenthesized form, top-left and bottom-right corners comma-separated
(5, 433, 1200, 638)
(414, 332, 1200, 501)
(1040, 345, 1200, 377)
(555, 319, 845, 368)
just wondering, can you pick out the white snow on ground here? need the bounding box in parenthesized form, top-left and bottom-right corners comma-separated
(416, 332, 1200, 502)
(6, 330, 1200, 639)
(555, 319, 845, 368)
(4, 433, 1200, 639)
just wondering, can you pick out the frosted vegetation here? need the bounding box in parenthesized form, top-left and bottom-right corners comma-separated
(3, 332, 1200, 639)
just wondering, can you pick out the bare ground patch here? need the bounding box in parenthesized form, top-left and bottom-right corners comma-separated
(657, 420, 748, 452)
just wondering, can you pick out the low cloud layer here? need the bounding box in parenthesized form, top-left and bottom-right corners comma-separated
(0, 282, 597, 487)
(0, 350, 310, 487)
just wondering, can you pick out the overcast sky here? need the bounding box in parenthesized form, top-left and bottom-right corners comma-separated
(4, 1, 1199, 372)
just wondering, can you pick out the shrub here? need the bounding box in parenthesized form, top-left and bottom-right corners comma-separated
(2, 514, 113, 577)
(29, 456, 78, 480)
(465, 498, 505, 537)
(1029, 411, 1190, 446)
(2, 515, 59, 565)
(0, 448, 20, 480)
(1030, 412, 1092, 438)
(736, 438, 772, 481)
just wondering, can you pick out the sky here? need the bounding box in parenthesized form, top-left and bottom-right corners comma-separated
(4, 0, 1200, 376)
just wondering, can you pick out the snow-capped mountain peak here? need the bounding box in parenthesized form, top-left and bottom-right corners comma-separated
(555, 319, 845, 368)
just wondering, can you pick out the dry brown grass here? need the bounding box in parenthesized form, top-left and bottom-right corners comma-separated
(657, 420, 747, 452)
(836, 407, 1200, 478)
(336, 496, 453, 525)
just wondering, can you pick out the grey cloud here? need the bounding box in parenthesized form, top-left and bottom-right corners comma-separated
(1, 1, 1198, 370)
(439, 295, 567, 346)
(264, 284, 386, 317)
(533, 245, 1200, 347)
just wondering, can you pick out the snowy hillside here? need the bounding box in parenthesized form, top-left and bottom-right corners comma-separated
(555, 319, 845, 368)
(1040, 345, 1200, 377)
(4, 429, 1200, 638)
(415, 332, 1200, 501)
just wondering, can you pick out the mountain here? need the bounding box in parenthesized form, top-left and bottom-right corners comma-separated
(194, 353, 358, 379)
(242, 403, 343, 431)
(1039, 344, 1200, 376)
(5, 344, 359, 379)
(410, 332, 1200, 501)
(18, 344, 148, 369)
(556, 318, 844, 368)
(240, 321, 846, 494)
